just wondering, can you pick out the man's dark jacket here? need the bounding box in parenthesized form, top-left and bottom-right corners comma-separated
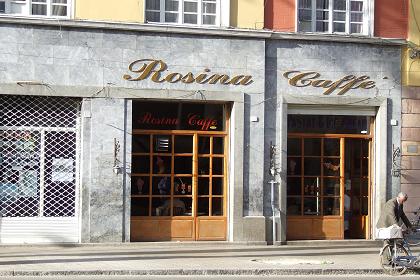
(376, 197, 412, 228)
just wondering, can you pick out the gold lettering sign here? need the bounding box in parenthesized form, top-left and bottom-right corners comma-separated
(123, 59, 253, 86)
(283, 71, 376, 95)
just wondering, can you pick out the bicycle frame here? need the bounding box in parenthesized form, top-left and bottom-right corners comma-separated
(389, 230, 420, 269)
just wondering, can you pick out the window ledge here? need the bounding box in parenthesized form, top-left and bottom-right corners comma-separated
(0, 16, 407, 46)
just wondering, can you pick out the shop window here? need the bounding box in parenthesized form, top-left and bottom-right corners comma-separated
(297, 0, 368, 35)
(131, 101, 228, 219)
(0, 0, 70, 18)
(145, 0, 219, 26)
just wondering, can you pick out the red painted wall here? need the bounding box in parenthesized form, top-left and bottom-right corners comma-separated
(264, 0, 295, 32)
(374, 0, 408, 38)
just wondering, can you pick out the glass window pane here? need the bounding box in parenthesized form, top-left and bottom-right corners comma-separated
(132, 156, 150, 174)
(165, 12, 178, 22)
(52, 5, 68, 17)
(304, 138, 321, 156)
(165, 0, 179, 11)
(287, 177, 302, 196)
(146, 11, 161, 22)
(0, 2, 4, 13)
(174, 135, 193, 153)
(52, 0, 68, 3)
(33, 0, 47, 3)
(184, 1, 198, 13)
(351, 1, 363, 11)
(198, 197, 209, 216)
(316, 21, 329, 32)
(203, 2, 216, 13)
(131, 197, 149, 216)
(316, 0, 329, 9)
(153, 156, 171, 174)
(361, 197, 368, 215)
(212, 157, 224, 175)
(213, 137, 224, 154)
(184, 14, 197, 24)
(132, 135, 150, 153)
(333, 22, 345, 32)
(299, 21, 312, 32)
(198, 137, 210, 154)
(32, 4, 47, 15)
(153, 198, 170, 216)
(288, 138, 302, 156)
(362, 158, 369, 176)
(352, 178, 360, 195)
(351, 13, 363, 22)
(146, 0, 160, 10)
(323, 197, 340, 215)
(288, 157, 301, 176)
(304, 158, 321, 176)
(11, 3, 25, 14)
(299, 9, 312, 21)
(175, 197, 191, 216)
(198, 177, 209, 195)
(174, 177, 192, 194)
(174, 156, 192, 174)
(316, 11, 329, 20)
(132, 176, 149, 195)
(212, 197, 223, 216)
(334, 0, 346, 10)
(153, 135, 171, 153)
(212, 177, 224, 195)
(323, 158, 340, 176)
(203, 15, 216, 25)
(324, 139, 340, 156)
(361, 179, 368, 196)
(287, 197, 302, 215)
(351, 24, 363, 33)
(304, 177, 320, 195)
(304, 197, 321, 215)
(324, 178, 340, 196)
(198, 157, 209, 175)
(299, 0, 312, 9)
(362, 140, 369, 156)
(333, 11, 346, 21)
(152, 176, 171, 195)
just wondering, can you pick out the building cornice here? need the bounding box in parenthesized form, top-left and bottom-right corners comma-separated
(0, 16, 407, 46)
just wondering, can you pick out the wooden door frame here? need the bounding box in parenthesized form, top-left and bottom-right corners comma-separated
(286, 133, 373, 240)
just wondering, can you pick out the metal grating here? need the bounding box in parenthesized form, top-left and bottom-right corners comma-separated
(0, 95, 80, 218)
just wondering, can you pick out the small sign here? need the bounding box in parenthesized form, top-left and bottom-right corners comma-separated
(52, 158, 74, 182)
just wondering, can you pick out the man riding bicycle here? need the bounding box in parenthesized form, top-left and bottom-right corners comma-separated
(377, 192, 413, 264)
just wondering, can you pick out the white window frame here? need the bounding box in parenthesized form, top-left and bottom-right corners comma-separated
(295, 0, 370, 36)
(144, 0, 224, 27)
(0, 0, 71, 19)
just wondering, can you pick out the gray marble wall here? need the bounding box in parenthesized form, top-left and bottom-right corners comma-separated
(0, 23, 266, 242)
(265, 40, 402, 241)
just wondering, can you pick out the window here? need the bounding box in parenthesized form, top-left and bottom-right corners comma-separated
(297, 0, 367, 35)
(0, 0, 70, 17)
(145, 0, 219, 26)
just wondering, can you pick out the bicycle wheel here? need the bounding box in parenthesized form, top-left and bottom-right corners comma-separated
(379, 243, 409, 275)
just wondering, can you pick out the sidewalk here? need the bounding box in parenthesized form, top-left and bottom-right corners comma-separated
(0, 241, 418, 276)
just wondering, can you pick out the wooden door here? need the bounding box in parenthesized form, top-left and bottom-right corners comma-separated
(130, 131, 227, 241)
(286, 135, 372, 240)
(286, 136, 344, 240)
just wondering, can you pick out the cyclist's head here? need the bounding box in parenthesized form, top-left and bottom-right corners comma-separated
(397, 192, 408, 204)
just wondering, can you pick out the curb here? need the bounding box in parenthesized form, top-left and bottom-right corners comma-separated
(0, 269, 391, 276)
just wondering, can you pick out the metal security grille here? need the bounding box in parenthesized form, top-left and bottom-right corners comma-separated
(0, 95, 80, 218)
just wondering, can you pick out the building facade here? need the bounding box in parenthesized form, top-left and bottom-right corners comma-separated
(0, 0, 410, 243)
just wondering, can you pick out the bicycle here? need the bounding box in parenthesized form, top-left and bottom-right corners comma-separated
(378, 215, 420, 275)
